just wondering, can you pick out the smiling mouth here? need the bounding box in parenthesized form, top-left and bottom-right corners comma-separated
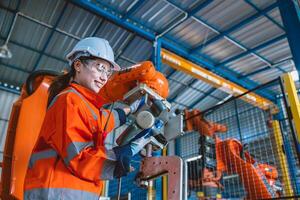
(95, 80, 103, 88)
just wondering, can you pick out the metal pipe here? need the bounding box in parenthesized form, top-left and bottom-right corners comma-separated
(154, 5, 188, 68)
(184, 159, 188, 200)
(17, 12, 81, 40)
(72, 0, 276, 97)
(117, 178, 122, 200)
(4, 12, 18, 45)
(146, 144, 153, 200)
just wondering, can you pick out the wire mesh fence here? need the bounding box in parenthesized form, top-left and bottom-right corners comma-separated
(103, 78, 300, 200)
(178, 78, 300, 200)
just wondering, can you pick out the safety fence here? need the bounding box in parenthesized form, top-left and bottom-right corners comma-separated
(105, 78, 300, 200)
(177, 78, 300, 200)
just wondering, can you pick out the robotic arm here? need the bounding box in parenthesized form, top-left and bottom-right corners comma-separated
(102, 61, 230, 200)
(184, 109, 227, 137)
(99, 61, 169, 104)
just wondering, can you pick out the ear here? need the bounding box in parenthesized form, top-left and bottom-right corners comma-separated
(73, 60, 81, 72)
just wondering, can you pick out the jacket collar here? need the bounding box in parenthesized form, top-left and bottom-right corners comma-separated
(70, 82, 105, 109)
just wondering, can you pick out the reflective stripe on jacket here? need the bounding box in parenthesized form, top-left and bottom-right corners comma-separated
(24, 83, 125, 200)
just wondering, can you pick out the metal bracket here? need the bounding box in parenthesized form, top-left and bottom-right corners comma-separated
(137, 156, 183, 200)
(163, 113, 184, 141)
(123, 83, 171, 110)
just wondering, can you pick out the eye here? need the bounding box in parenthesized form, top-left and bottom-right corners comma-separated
(96, 63, 105, 72)
(107, 68, 113, 75)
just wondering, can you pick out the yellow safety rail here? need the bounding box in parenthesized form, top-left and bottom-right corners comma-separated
(272, 120, 294, 196)
(282, 73, 300, 142)
(161, 49, 278, 113)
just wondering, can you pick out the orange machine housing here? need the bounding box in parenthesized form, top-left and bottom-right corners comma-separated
(217, 139, 280, 199)
(0, 75, 54, 200)
(99, 61, 169, 103)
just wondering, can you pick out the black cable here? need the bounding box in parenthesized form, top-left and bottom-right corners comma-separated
(98, 102, 115, 198)
(183, 78, 280, 122)
(103, 102, 115, 132)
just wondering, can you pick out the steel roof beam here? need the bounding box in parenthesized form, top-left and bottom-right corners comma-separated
(188, 0, 214, 16)
(189, 87, 217, 108)
(91, 18, 106, 36)
(64, 1, 277, 101)
(217, 34, 286, 66)
(123, 0, 145, 18)
(191, 2, 279, 53)
(239, 58, 292, 79)
(0, 4, 81, 40)
(169, 78, 222, 100)
(168, 79, 198, 102)
(115, 34, 136, 60)
(166, 69, 177, 79)
(0, 85, 20, 95)
(167, 78, 223, 103)
(241, 67, 279, 79)
(0, 62, 30, 73)
(278, 0, 300, 74)
(161, 1, 277, 100)
(152, 0, 213, 71)
(0, 36, 68, 66)
(244, 0, 284, 30)
(165, 0, 273, 68)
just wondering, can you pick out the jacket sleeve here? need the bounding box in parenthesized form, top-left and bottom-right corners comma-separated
(49, 94, 117, 181)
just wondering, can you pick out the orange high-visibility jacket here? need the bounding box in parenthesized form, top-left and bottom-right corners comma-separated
(24, 83, 126, 200)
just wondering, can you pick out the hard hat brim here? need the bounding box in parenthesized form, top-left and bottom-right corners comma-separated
(106, 60, 121, 71)
(66, 50, 121, 71)
(111, 63, 121, 71)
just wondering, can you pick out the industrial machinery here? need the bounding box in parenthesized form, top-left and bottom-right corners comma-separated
(0, 70, 59, 200)
(184, 109, 282, 199)
(100, 62, 283, 199)
(184, 109, 227, 199)
(100, 61, 185, 200)
(0, 61, 185, 200)
(0, 61, 282, 200)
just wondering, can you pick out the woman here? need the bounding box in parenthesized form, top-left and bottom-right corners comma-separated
(24, 37, 149, 200)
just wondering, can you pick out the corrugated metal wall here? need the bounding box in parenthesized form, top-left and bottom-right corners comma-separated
(0, 89, 19, 161)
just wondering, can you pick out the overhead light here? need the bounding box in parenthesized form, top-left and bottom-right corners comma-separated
(0, 13, 18, 59)
(291, 70, 299, 82)
(0, 44, 12, 59)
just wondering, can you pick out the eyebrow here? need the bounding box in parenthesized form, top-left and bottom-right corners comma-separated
(96, 63, 112, 71)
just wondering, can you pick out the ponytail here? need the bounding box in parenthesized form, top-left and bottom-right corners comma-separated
(47, 56, 95, 106)
(47, 67, 75, 107)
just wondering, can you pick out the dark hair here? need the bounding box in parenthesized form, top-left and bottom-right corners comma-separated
(47, 57, 94, 106)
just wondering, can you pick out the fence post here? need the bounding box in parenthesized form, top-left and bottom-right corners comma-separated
(272, 120, 294, 196)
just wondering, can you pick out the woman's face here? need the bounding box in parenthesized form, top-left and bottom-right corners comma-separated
(73, 58, 113, 93)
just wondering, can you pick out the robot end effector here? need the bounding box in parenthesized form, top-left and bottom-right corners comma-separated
(115, 84, 171, 151)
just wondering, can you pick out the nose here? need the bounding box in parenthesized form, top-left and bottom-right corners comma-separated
(99, 72, 108, 83)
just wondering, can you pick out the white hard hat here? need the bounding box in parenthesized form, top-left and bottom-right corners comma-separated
(66, 37, 120, 71)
